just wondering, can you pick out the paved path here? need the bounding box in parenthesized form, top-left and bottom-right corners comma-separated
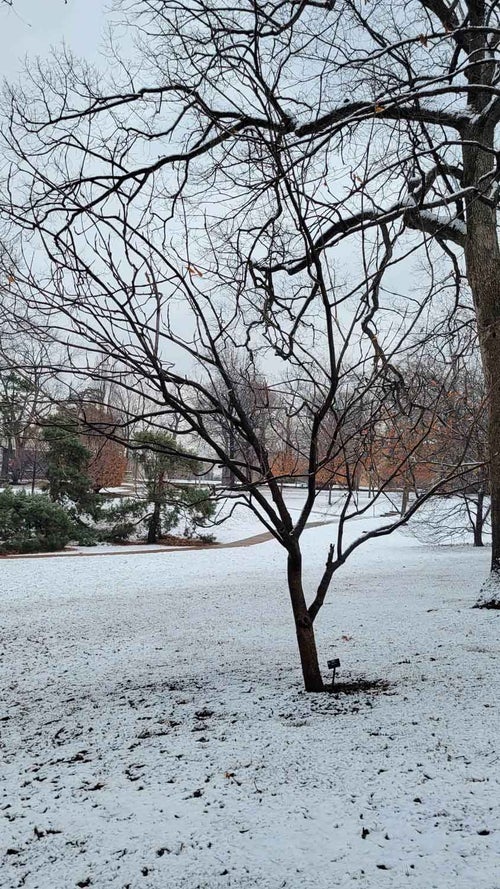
(0, 518, 336, 560)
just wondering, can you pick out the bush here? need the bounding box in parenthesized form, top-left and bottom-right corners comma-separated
(138, 485, 216, 543)
(0, 489, 75, 554)
(178, 486, 216, 538)
(43, 416, 101, 518)
(97, 499, 144, 543)
(71, 524, 99, 547)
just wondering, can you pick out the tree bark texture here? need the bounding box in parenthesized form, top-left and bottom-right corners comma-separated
(287, 546, 325, 691)
(473, 490, 485, 547)
(148, 500, 162, 544)
(463, 129, 500, 601)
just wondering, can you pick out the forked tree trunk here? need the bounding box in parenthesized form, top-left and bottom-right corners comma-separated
(463, 128, 500, 606)
(287, 545, 324, 691)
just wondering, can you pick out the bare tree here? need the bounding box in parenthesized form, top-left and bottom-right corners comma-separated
(0, 252, 474, 689)
(410, 354, 490, 545)
(0, 336, 56, 483)
(4, 0, 495, 600)
(0, 4, 486, 687)
(201, 352, 272, 488)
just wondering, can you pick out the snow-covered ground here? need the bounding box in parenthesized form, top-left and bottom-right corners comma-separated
(1, 500, 499, 889)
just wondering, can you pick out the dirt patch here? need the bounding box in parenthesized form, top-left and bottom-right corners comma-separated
(126, 534, 215, 547)
(328, 678, 392, 695)
(157, 534, 214, 547)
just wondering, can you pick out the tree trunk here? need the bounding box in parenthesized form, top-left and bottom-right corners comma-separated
(0, 445, 9, 482)
(148, 500, 161, 544)
(463, 128, 500, 605)
(401, 483, 409, 517)
(473, 490, 485, 548)
(287, 545, 324, 691)
(31, 444, 37, 495)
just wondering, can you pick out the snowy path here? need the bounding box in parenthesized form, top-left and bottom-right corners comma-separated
(1, 517, 499, 889)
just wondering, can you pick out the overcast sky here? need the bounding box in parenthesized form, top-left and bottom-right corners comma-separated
(0, 0, 108, 82)
(0, 0, 423, 361)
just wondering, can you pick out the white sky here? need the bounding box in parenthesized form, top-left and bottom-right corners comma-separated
(0, 0, 107, 81)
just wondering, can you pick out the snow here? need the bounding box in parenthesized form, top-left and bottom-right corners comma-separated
(410, 496, 490, 547)
(211, 487, 346, 543)
(417, 209, 467, 237)
(446, 217, 467, 235)
(474, 569, 500, 608)
(1, 500, 499, 889)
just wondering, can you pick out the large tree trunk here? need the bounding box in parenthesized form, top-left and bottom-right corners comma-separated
(463, 128, 500, 606)
(287, 545, 324, 691)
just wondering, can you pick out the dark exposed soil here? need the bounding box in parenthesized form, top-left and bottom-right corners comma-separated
(327, 678, 392, 695)
(157, 534, 214, 547)
(93, 533, 215, 548)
